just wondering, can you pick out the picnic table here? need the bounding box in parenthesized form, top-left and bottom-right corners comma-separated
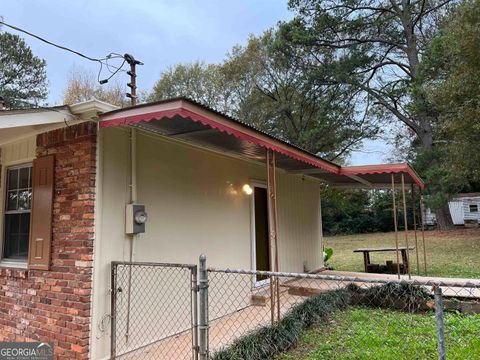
(353, 246, 415, 274)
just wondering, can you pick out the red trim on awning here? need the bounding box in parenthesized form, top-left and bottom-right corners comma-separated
(99, 102, 424, 190)
(340, 164, 425, 190)
(100, 108, 340, 173)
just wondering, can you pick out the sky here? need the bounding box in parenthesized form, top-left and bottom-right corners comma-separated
(1, 0, 391, 164)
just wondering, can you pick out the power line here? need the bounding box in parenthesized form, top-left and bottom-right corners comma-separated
(1, 20, 104, 63)
(0, 19, 127, 83)
(0, 19, 143, 104)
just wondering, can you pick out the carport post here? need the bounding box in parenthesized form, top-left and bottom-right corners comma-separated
(401, 174, 412, 280)
(391, 174, 401, 279)
(411, 184, 420, 275)
(266, 150, 276, 325)
(198, 255, 209, 360)
(266, 149, 281, 324)
(272, 151, 281, 323)
(420, 191, 428, 275)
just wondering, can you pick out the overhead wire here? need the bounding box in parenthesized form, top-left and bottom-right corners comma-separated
(0, 20, 128, 84)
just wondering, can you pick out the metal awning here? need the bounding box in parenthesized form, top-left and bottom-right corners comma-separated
(99, 97, 424, 190)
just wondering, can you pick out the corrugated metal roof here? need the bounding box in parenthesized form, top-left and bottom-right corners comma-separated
(100, 97, 425, 190)
(102, 97, 341, 169)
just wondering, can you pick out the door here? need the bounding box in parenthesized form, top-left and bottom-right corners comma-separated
(253, 185, 270, 285)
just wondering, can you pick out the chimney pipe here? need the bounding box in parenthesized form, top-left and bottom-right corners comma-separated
(0, 96, 4, 111)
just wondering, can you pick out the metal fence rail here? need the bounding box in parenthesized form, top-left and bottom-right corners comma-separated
(207, 265, 480, 359)
(111, 261, 198, 360)
(110, 257, 480, 359)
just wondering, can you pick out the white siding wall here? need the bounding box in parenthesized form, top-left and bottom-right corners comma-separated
(0, 136, 36, 262)
(91, 127, 323, 359)
(448, 201, 464, 225)
(1, 137, 36, 164)
(463, 198, 480, 223)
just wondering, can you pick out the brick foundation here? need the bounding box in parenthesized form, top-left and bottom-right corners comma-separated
(0, 122, 97, 359)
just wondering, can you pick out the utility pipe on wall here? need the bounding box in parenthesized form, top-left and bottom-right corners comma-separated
(125, 128, 137, 345)
(122, 53, 141, 348)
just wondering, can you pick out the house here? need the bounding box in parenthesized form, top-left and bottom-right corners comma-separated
(0, 97, 424, 359)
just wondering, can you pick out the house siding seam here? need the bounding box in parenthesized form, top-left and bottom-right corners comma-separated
(0, 122, 97, 359)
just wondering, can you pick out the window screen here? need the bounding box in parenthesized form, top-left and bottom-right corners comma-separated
(3, 164, 32, 260)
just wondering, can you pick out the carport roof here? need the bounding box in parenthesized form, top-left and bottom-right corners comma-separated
(99, 97, 424, 190)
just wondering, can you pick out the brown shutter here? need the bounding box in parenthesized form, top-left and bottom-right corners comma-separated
(28, 155, 55, 270)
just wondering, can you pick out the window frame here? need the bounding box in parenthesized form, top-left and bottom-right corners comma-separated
(0, 161, 33, 266)
(469, 204, 479, 213)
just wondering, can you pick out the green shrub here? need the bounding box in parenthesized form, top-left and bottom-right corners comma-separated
(348, 282, 431, 312)
(211, 289, 351, 360)
(212, 282, 430, 359)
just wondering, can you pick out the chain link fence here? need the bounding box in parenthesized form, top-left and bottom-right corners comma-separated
(207, 268, 480, 360)
(110, 258, 480, 360)
(111, 262, 198, 359)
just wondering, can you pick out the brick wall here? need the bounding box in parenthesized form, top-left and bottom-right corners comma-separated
(0, 122, 97, 359)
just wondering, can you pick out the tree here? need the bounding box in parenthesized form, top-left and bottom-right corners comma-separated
(279, 0, 456, 228)
(224, 30, 378, 160)
(420, 0, 480, 194)
(149, 61, 233, 113)
(149, 31, 378, 161)
(63, 67, 127, 107)
(0, 31, 48, 108)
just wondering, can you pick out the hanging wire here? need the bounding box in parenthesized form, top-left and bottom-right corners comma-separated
(0, 20, 127, 84)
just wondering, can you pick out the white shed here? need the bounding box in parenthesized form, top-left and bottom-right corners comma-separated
(448, 200, 465, 225)
(455, 193, 480, 224)
(425, 193, 480, 226)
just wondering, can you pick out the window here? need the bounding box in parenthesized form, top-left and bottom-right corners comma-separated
(3, 164, 32, 260)
(470, 204, 479, 213)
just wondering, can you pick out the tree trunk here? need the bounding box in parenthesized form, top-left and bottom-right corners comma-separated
(402, 16, 454, 231)
(435, 203, 454, 230)
(417, 114, 454, 230)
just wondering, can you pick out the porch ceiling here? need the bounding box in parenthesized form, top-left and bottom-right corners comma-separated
(99, 98, 424, 190)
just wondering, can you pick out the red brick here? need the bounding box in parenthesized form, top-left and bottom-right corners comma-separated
(1, 122, 97, 359)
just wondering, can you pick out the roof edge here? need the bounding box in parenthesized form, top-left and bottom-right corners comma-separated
(340, 163, 425, 190)
(100, 97, 341, 173)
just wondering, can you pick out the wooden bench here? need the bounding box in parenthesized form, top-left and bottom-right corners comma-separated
(353, 246, 415, 274)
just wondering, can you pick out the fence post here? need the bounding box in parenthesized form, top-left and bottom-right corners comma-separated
(110, 262, 118, 360)
(191, 265, 199, 360)
(434, 285, 446, 360)
(199, 255, 209, 360)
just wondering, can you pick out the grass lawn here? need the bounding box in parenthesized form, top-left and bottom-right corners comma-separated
(324, 228, 480, 278)
(277, 308, 480, 360)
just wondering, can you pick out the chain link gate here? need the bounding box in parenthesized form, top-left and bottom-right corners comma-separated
(110, 261, 199, 359)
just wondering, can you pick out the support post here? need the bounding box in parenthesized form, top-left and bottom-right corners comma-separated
(266, 150, 275, 325)
(411, 184, 420, 275)
(272, 151, 281, 323)
(401, 174, 411, 280)
(419, 191, 428, 275)
(198, 255, 209, 360)
(434, 285, 447, 360)
(391, 174, 401, 279)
